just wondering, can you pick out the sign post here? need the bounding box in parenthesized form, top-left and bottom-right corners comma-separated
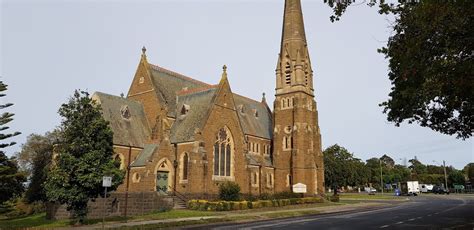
(102, 176, 112, 230)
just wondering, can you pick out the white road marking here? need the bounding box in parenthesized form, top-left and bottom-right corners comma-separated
(408, 218, 416, 221)
(379, 225, 390, 228)
(427, 214, 432, 217)
(396, 221, 404, 224)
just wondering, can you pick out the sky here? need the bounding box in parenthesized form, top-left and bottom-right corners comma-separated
(1, 0, 472, 169)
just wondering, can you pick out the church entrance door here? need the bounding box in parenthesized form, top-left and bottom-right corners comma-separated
(156, 171, 169, 195)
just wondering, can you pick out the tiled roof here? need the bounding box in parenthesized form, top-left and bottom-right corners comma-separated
(130, 144, 158, 167)
(92, 92, 151, 148)
(170, 88, 216, 143)
(149, 63, 273, 142)
(149, 65, 209, 118)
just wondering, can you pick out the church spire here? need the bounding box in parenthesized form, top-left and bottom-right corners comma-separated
(276, 0, 313, 95)
(280, 0, 307, 59)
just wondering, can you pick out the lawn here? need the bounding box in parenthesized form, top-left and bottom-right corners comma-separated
(0, 210, 222, 229)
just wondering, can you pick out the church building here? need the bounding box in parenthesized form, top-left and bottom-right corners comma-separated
(92, 0, 324, 198)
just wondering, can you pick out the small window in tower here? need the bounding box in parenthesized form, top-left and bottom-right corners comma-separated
(139, 77, 145, 84)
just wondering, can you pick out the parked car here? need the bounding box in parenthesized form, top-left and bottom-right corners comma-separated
(365, 187, 376, 195)
(432, 186, 449, 194)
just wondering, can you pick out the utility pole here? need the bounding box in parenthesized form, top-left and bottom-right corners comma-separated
(443, 160, 448, 190)
(380, 159, 383, 195)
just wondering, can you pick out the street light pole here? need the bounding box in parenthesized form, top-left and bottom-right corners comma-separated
(443, 160, 448, 190)
(380, 159, 383, 195)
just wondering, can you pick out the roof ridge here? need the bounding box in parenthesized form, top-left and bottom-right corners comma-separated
(176, 85, 218, 96)
(149, 64, 211, 86)
(233, 93, 262, 105)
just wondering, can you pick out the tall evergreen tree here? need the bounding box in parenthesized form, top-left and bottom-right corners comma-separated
(44, 90, 124, 223)
(0, 80, 25, 204)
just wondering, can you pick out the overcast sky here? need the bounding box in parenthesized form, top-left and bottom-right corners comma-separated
(1, 0, 472, 169)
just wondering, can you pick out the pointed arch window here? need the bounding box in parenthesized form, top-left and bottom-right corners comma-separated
(182, 153, 189, 180)
(214, 127, 233, 177)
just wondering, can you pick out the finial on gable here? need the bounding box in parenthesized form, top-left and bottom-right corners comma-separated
(142, 46, 147, 55)
(262, 92, 266, 103)
(221, 65, 228, 79)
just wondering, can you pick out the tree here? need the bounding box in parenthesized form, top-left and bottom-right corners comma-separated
(323, 144, 367, 193)
(408, 158, 427, 178)
(448, 169, 465, 187)
(380, 154, 395, 169)
(44, 90, 124, 223)
(16, 131, 61, 203)
(0, 80, 25, 204)
(463, 163, 474, 185)
(325, 1, 473, 139)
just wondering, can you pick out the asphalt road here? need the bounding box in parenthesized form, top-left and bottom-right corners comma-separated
(205, 195, 474, 230)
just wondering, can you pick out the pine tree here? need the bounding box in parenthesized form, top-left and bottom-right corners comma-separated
(0, 80, 25, 204)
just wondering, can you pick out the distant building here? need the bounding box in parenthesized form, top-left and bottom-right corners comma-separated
(92, 0, 324, 198)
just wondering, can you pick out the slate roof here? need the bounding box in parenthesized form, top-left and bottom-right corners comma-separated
(149, 64, 273, 143)
(130, 144, 158, 167)
(170, 88, 217, 143)
(149, 64, 209, 118)
(92, 92, 151, 148)
(234, 94, 273, 140)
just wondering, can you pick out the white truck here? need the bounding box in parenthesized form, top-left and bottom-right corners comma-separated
(419, 184, 434, 193)
(401, 181, 420, 196)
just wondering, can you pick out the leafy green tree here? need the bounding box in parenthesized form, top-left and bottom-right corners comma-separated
(0, 81, 25, 204)
(324, 144, 367, 192)
(325, 1, 473, 139)
(16, 131, 61, 203)
(409, 158, 427, 178)
(380, 154, 395, 169)
(44, 90, 124, 223)
(463, 163, 474, 185)
(448, 169, 465, 187)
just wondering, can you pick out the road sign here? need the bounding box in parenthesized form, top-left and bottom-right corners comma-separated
(293, 183, 307, 193)
(102, 176, 112, 187)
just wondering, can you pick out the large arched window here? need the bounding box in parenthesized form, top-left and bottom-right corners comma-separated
(213, 127, 232, 177)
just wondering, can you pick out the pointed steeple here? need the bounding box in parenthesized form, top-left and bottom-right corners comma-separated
(276, 0, 313, 94)
(280, 0, 307, 60)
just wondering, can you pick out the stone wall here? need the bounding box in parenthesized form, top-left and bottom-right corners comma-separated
(46, 192, 173, 220)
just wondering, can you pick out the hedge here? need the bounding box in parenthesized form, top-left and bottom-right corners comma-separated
(187, 197, 323, 211)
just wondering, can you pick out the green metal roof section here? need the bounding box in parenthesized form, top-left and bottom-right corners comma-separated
(130, 144, 158, 167)
(92, 92, 151, 148)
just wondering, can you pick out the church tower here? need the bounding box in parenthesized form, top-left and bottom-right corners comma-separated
(273, 0, 324, 195)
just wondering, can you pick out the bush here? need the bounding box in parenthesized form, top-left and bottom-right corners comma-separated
(330, 195, 340, 202)
(188, 196, 324, 211)
(259, 192, 273, 200)
(219, 181, 241, 201)
(274, 191, 301, 199)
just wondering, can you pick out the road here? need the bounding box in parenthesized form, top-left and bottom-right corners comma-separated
(202, 195, 474, 230)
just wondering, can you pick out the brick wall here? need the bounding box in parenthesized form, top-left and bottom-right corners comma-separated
(46, 192, 173, 220)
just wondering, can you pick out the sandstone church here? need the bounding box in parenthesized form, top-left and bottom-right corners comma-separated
(92, 0, 324, 198)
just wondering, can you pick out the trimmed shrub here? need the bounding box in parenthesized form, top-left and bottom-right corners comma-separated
(219, 181, 241, 201)
(330, 195, 340, 202)
(274, 191, 301, 199)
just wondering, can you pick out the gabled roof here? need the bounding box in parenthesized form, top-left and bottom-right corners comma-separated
(234, 94, 273, 140)
(92, 92, 151, 148)
(149, 64, 209, 118)
(170, 88, 216, 143)
(147, 63, 273, 142)
(130, 144, 158, 167)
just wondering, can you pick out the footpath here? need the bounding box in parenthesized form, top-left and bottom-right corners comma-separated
(66, 200, 407, 230)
